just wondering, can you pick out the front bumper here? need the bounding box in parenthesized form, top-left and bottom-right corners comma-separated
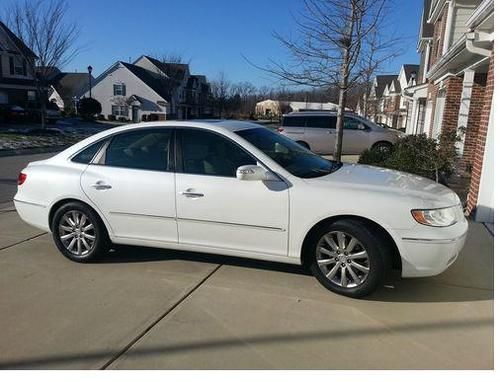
(397, 219, 469, 278)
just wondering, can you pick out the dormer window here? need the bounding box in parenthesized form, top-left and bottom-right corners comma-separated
(9, 56, 27, 76)
(113, 83, 126, 96)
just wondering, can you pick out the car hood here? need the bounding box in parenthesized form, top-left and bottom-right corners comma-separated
(308, 163, 460, 208)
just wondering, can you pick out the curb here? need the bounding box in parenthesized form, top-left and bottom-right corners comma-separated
(0, 145, 69, 158)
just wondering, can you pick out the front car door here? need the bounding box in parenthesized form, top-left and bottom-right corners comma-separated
(80, 128, 178, 244)
(174, 128, 289, 257)
(341, 116, 371, 154)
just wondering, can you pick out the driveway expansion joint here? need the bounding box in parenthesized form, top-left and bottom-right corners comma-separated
(0, 232, 47, 252)
(99, 263, 223, 370)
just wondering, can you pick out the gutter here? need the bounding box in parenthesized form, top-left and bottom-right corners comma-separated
(465, 31, 493, 57)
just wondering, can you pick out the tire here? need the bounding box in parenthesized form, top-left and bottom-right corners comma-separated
(51, 201, 110, 262)
(308, 219, 390, 298)
(296, 141, 310, 150)
(372, 141, 392, 153)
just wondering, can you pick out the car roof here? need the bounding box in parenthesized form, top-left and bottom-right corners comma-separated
(109, 119, 264, 133)
(284, 111, 358, 117)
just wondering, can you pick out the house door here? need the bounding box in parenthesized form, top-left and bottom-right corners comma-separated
(132, 106, 139, 123)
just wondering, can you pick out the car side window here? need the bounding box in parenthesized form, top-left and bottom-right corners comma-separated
(72, 141, 105, 164)
(283, 116, 307, 127)
(306, 116, 335, 129)
(344, 117, 364, 130)
(104, 129, 172, 171)
(179, 129, 256, 177)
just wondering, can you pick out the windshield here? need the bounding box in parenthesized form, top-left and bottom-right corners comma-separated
(236, 128, 341, 179)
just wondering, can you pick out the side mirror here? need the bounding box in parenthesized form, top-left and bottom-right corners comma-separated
(236, 165, 275, 181)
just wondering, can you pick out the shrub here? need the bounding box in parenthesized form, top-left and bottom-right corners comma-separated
(107, 114, 116, 121)
(77, 98, 102, 119)
(97, 114, 105, 120)
(118, 116, 129, 122)
(358, 131, 459, 183)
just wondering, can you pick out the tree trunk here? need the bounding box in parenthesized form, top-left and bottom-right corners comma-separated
(333, 54, 349, 163)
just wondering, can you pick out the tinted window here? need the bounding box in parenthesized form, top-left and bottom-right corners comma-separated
(180, 129, 256, 177)
(344, 117, 363, 130)
(105, 129, 172, 171)
(236, 128, 340, 179)
(283, 116, 306, 127)
(306, 116, 336, 129)
(72, 141, 104, 164)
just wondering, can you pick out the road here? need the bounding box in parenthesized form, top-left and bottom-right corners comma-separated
(0, 152, 494, 369)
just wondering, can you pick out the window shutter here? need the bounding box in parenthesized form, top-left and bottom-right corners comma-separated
(22, 59, 27, 76)
(122, 84, 126, 96)
(9, 57, 14, 75)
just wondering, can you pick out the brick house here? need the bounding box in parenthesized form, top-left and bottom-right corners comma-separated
(405, 0, 494, 223)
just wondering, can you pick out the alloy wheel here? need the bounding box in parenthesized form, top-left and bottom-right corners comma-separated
(58, 210, 96, 257)
(315, 231, 370, 288)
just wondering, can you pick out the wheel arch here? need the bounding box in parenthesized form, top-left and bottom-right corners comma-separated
(371, 140, 393, 149)
(300, 214, 402, 271)
(48, 197, 112, 237)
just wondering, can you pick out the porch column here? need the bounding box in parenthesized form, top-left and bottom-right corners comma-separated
(456, 70, 475, 155)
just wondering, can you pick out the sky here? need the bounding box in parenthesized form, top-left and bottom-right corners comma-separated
(52, 0, 422, 87)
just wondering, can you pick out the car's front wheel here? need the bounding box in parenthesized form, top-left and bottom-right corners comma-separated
(51, 202, 110, 262)
(308, 219, 389, 298)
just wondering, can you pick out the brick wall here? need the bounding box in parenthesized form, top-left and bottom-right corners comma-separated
(440, 76, 463, 135)
(429, 3, 448, 69)
(466, 51, 494, 215)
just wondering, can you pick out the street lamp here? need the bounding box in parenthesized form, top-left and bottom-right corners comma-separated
(87, 65, 93, 98)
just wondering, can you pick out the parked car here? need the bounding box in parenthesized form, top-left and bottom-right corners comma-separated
(25, 103, 62, 124)
(279, 111, 404, 154)
(14, 121, 467, 298)
(0, 105, 29, 123)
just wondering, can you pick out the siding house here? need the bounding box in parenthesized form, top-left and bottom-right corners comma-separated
(81, 61, 173, 122)
(406, 0, 494, 222)
(0, 21, 38, 107)
(365, 75, 398, 125)
(84, 56, 212, 121)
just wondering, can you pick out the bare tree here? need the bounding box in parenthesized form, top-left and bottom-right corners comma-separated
(211, 72, 231, 118)
(260, 0, 403, 162)
(4, 0, 81, 128)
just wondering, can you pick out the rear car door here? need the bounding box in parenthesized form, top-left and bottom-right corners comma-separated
(80, 128, 178, 243)
(174, 128, 289, 257)
(304, 115, 336, 154)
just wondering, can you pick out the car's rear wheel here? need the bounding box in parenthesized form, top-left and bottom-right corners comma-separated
(51, 202, 109, 262)
(308, 219, 389, 298)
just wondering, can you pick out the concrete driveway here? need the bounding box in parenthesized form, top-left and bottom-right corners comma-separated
(0, 205, 493, 369)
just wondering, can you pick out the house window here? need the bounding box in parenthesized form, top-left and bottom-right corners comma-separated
(9, 56, 27, 76)
(112, 105, 128, 116)
(113, 84, 126, 96)
(27, 91, 36, 101)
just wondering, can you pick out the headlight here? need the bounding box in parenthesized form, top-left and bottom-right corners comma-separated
(411, 205, 463, 227)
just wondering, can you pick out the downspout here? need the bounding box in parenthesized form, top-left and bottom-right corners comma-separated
(465, 31, 493, 57)
(442, 0, 455, 54)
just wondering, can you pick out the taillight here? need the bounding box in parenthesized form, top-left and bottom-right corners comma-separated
(18, 172, 27, 185)
(277, 127, 284, 133)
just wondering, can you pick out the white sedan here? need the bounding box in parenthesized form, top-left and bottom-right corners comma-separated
(14, 121, 468, 297)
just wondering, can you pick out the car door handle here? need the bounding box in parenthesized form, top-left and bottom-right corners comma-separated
(91, 181, 112, 190)
(181, 189, 204, 198)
